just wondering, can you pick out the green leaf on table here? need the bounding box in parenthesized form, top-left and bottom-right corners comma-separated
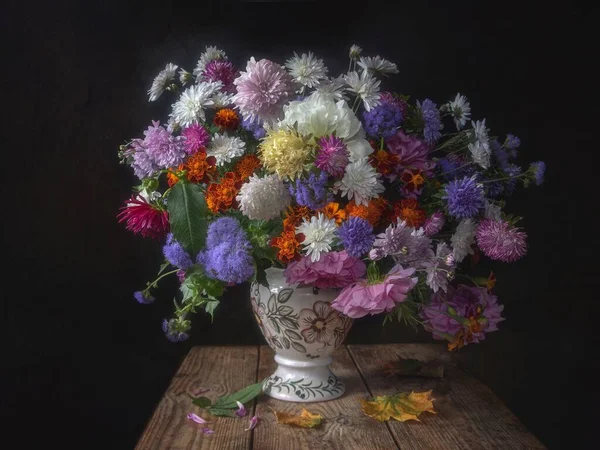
(167, 182, 208, 256)
(211, 382, 264, 409)
(192, 396, 212, 408)
(207, 408, 235, 417)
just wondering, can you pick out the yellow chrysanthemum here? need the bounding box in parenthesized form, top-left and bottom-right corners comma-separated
(258, 129, 314, 180)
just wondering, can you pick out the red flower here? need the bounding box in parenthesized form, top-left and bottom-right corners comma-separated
(117, 195, 169, 239)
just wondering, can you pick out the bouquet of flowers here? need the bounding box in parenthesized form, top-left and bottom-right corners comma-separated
(118, 45, 545, 350)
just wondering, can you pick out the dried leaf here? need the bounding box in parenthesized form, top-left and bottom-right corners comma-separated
(360, 391, 436, 422)
(272, 407, 323, 428)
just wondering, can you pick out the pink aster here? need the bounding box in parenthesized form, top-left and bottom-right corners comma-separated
(284, 251, 366, 289)
(423, 211, 445, 236)
(181, 124, 210, 155)
(331, 265, 417, 318)
(202, 60, 239, 94)
(475, 219, 527, 263)
(379, 91, 408, 117)
(232, 57, 294, 124)
(386, 130, 435, 174)
(315, 135, 350, 177)
(117, 195, 169, 239)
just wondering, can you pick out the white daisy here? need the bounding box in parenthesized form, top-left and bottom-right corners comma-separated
(468, 141, 492, 169)
(316, 76, 349, 101)
(169, 81, 222, 127)
(296, 213, 338, 262)
(236, 174, 291, 221)
(357, 56, 399, 75)
(349, 45, 363, 59)
(193, 46, 227, 80)
(207, 133, 246, 166)
(483, 201, 502, 221)
(471, 119, 489, 145)
(450, 218, 477, 263)
(179, 69, 192, 86)
(335, 157, 385, 206)
(148, 63, 178, 102)
(285, 52, 328, 89)
(211, 91, 234, 108)
(447, 93, 471, 130)
(344, 70, 381, 111)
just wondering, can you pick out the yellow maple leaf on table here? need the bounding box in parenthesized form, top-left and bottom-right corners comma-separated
(271, 407, 323, 428)
(360, 390, 436, 422)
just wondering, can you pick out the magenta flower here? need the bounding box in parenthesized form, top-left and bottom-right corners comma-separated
(181, 123, 210, 154)
(187, 413, 209, 424)
(284, 251, 366, 289)
(117, 195, 169, 239)
(202, 60, 239, 93)
(315, 135, 350, 177)
(386, 130, 434, 174)
(423, 211, 445, 236)
(235, 401, 247, 417)
(331, 265, 417, 318)
(245, 415, 259, 431)
(476, 219, 527, 262)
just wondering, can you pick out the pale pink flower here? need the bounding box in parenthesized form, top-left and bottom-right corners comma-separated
(284, 251, 366, 289)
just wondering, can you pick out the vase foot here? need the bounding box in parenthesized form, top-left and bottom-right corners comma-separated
(262, 354, 345, 402)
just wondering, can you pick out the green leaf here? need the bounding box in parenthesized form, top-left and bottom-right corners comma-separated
(207, 408, 235, 417)
(167, 182, 208, 256)
(192, 396, 212, 408)
(205, 300, 220, 322)
(211, 382, 264, 409)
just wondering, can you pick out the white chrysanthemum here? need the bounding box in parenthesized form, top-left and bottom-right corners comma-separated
(211, 91, 234, 108)
(169, 81, 222, 127)
(179, 69, 192, 86)
(468, 141, 492, 169)
(193, 46, 227, 80)
(471, 119, 489, 145)
(349, 45, 363, 59)
(296, 212, 338, 262)
(451, 218, 477, 263)
(344, 70, 381, 111)
(236, 174, 291, 221)
(357, 56, 399, 75)
(207, 133, 245, 166)
(316, 75, 349, 101)
(285, 52, 328, 89)
(148, 63, 178, 102)
(483, 201, 502, 221)
(447, 93, 471, 130)
(335, 157, 385, 206)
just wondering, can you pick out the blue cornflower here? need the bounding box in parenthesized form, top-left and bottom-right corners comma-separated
(241, 116, 266, 140)
(417, 98, 443, 144)
(504, 164, 522, 195)
(337, 217, 375, 258)
(444, 176, 485, 218)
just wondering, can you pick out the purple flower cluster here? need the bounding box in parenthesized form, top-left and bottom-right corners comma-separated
(181, 123, 210, 154)
(370, 220, 433, 266)
(504, 164, 522, 195)
(202, 60, 238, 93)
(504, 133, 521, 151)
(491, 139, 509, 170)
(379, 91, 408, 116)
(417, 99, 442, 144)
(476, 219, 527, 262)
(197, 217, 254, 284)
(337, 217, 375, 258)
(315, 135, 349, 177)
(444, 176, 485, 219)
(437, 155, 476, 181)
(162, 319, 189, 343)
(134, 290, 155, 304)
(529, 161, 546, 185)
(131, 121, 186, 179)
(362, 102, 403, 139)
(241, 116, 266, 140)
(163, 233, 193, 270)
(289, 172, 331, 210)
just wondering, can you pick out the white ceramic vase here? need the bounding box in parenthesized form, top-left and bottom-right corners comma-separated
(250, 267, 352, 402)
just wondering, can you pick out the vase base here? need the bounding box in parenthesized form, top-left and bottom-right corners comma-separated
(262, 354, 345, 402)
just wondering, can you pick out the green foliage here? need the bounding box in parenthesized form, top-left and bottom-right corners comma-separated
(167, 182, 209, 256)
(192, 382, 264, 416)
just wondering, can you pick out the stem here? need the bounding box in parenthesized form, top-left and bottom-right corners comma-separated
(148, 269, 179, 288)
(348, 58, 352, 73)
(440, 162, 473, 176)
(351, 96, 360, 113)
(482, 173, 527, 184)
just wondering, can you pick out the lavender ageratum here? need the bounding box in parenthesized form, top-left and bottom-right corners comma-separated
(289, 172, 331, 210)
(530, 161, 546, 185)
(337, 217, 375, 258)
(491, 139, 509, 170)
(205, 217, 247, 249)
(134, 290, 155, 304)
(504, 164, 522, 195)
(370, 220, 433, 266)
(163, 234, 193, 270)
(437, 155, 476, 181)
(417, 98, 442, 144)
(241, 116, 266, 140)
(444, 176, 485, 219)
(362, 102, 403, 139)
(162, 319, 190, 343)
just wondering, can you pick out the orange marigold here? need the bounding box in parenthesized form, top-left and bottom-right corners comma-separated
(186, 152, 217, 184)
(213, 108, 240, 130)
(167, 165, 184, 187)
(234, 154, 262, 180)
(391, 199, 426, 228)
(346, 199, 384, 226)
(400, 168, 426, 194)
(206, 172, 241, 213)
(282, 205, 312, 229)
(271, 228, 303, 264)
(320, 202, 347, 225)
(369, 149, 399, 176)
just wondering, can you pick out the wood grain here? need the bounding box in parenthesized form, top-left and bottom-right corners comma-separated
(348, 344, 546, 450)
(252, 345, 399, 450)
(135, 346, 259, 450)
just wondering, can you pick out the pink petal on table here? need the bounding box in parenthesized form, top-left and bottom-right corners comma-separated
(245, 414, 259, 431)
(193, 387, 211, 396)
(187, 413, 209, 424)
(235, 401, 247, 417)
(202, 428, 215, 435)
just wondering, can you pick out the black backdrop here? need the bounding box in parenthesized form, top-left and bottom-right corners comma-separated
(4, 2, 598, 449)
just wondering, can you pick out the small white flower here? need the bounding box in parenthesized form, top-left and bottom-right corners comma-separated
(296, 212, 338, 262)
(285, 52, 328, 89)
(169, 81, 222, 127)
(483, 201, 502, 221)
(211, 91, 234, 108)
(471, 119, 489, 146)
(344, 70, 381, 111)
(424, 242, 454, 293)
(349, 45, 363, 59)
(148, 63, 178, 102)
(335, 157, 385, 206)
(357, 56, 399, 75)
(451, 219, 477, 263)
(447, 93, 471, 130)
(469, 141, 492, 169)
(179, 69, 192, 86)
(316, 75, 349, 101)
(237, 174, 291, 221)
(207, 133, 246, 166)
(193, 46, 227, 80)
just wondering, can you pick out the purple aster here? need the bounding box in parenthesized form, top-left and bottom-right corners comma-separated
(386, 131, 435, 175)
(142, 121, 186, 169)
(288, 172, 331, 210)
(504, 164, 522, 195)
(241, 116, 266, 140)
(202, 60, 238, 93)
(315, 135, 349, 177)
(379, 91, 408, 116)
(422, 242, 455, 293)
(370, 220, 433, 266)
(485, 179, 505, 198)
(476, 219, 527, 263)
(444, 176, 485, 219)
(529, 161, 546, 186)
(337, 217, 375, 258)
(491, 139, 509, 170)
(134, 290, 155, 304)
(423, 211, 445, 236)
(162, 319, 190, 343)
(362, 102, 403, 139)
(504, 134, 521, 150)
(181, 124, 210, 154)
(163, 233, 193, 270)
(130, 141, 159, 179)
(437, 154, 476, 181)
(417, 98, 443, 144)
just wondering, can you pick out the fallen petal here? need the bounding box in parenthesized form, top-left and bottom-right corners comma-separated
(187, 413, 209, 424)
(235, 401, 247, 417)
(202, 428, 215, 435)
(245, 414, 259, 431)
(193, 387, 211, 396)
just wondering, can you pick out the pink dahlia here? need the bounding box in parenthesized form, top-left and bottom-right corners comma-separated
(423, 211, 445, 236)
(284, 251, 366, 289)
(331, 265, 417, 318)
(476, 219, 527, 262)
(386, 130, 435, 174)
(232, 57, 294, 124)
(202, 60, 239, 93)
(117, 195, 169, 239)
(181, 123, 210, 155)
(315, 135, 350, 177)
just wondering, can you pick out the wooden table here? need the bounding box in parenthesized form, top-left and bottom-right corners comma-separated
(135, 344, 545, 449)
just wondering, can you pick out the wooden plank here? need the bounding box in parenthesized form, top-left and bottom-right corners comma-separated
(135, 346, 259, 450)
(348, 344, 546, 450)
(253, 345, 399, 450)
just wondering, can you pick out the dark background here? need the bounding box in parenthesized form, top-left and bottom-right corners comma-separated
(4, 2, 598, 449)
